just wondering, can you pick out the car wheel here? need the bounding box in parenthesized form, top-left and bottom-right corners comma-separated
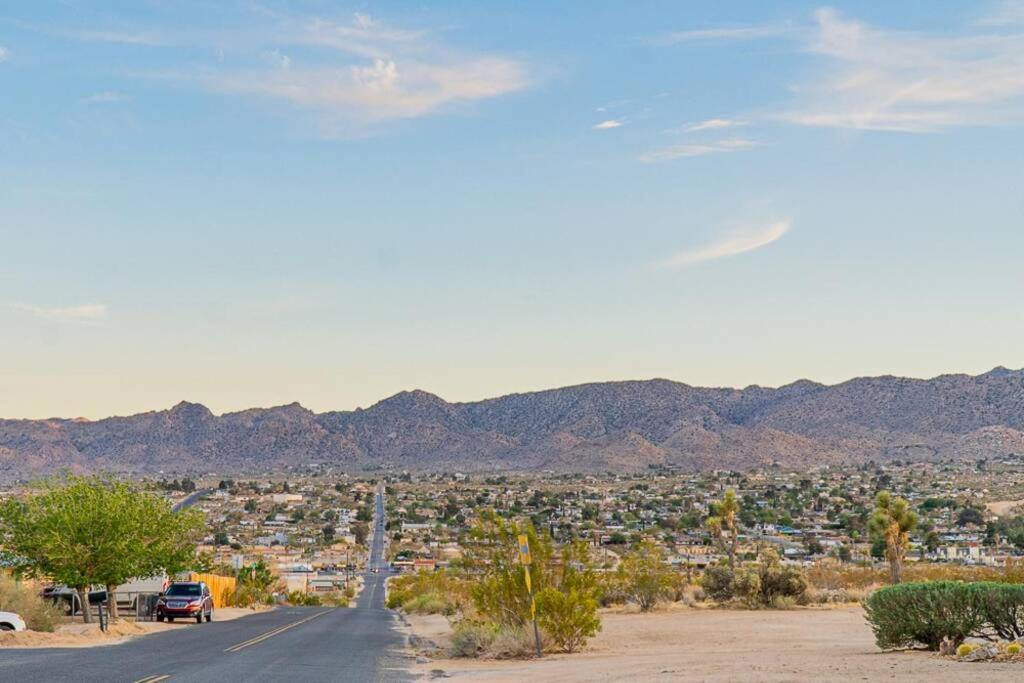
(205, 609, 212, 623)
(195, 614, 203, 624)
(0, 624, 14, 631)
(167, 617, 174, 623)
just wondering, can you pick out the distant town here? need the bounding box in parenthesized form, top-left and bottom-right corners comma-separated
(129, 456, 1024, 594)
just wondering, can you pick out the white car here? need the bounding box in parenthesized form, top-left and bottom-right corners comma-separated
(0, 611, 26, 632)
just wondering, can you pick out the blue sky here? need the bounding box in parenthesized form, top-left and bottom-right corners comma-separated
(2, 1, 1023, 418)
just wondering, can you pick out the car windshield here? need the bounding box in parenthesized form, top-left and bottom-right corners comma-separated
(165, 584, 202, 597)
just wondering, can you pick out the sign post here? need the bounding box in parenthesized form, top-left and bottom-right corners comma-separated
(518, 534, 542, 658)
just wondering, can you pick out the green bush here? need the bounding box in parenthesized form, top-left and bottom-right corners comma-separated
(403, 592, 448, 615)
(732, 569, 762, 607)
(536, 586, 601, 653)
(287, 590, 322, 606)
(701, 566, 735, 602)
(700, 549, 808, 608)
(863, 581, 1024, 650)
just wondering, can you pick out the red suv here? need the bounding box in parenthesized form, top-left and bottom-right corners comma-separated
(156, 582, 213, 624)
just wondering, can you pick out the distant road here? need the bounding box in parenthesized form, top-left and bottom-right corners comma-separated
(172, 488, 212, 512)
(0, 489, 412, 682)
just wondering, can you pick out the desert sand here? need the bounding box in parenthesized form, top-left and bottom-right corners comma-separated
(410, 607, 1023, 681)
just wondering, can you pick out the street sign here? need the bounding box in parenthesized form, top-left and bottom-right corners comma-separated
(517, 534, 532, 565)
(517, 534, 542, 658)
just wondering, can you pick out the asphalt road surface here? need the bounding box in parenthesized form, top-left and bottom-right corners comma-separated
(0, 488, 412, 683)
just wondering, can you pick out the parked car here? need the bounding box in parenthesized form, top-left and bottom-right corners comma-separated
(40, 585, 108, 615)
(156, 582, 213, 624)
(0, 611, 26, 631)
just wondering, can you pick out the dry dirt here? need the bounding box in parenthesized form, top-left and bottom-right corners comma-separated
(986, 499, 1024, 516)
(410, 606, 1023, 682)
(0, 605, 272, 649)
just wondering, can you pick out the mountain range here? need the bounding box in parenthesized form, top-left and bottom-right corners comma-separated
(3, 367, 1024, 478)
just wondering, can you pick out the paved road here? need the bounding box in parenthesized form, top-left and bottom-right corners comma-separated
(0, 488, 412, 682)
(172, 489, 212, 512)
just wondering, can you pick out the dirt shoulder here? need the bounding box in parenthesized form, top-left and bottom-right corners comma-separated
(0, 605, 273, 649)
(411, 606, 1023, 682)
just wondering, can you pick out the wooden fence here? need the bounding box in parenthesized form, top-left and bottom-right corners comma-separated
(189, 572, 237, 609)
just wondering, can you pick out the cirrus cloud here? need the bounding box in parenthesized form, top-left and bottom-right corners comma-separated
(638, 138, 758, 163)
(655, 220, 791, 269)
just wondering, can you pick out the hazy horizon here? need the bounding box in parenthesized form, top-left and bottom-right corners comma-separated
(8, 362, 1020, 422)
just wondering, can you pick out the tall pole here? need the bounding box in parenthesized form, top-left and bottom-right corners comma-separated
(518, 534, 542, 658)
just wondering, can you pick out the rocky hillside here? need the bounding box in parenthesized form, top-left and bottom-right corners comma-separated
(2, 367, 1024, 478)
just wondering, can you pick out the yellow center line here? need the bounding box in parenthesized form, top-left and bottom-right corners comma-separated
(224, 609, 331, 653)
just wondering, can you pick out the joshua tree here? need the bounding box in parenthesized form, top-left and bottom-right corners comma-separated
(706, 489, 740, 568)
(869, 491, 917, 584)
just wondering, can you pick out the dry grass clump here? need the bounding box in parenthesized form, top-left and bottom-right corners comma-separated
(0, 576, 63, 632)
(806, 559, 1024, 597)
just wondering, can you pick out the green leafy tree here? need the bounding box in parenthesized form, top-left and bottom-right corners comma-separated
(869, 491, 918, 585)
(0, 476, 203, 621)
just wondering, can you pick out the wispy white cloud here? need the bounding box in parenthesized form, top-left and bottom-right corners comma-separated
(656, 220, 791, 269)
(593, 119, 623, 130)
(779, 8, 1024, 132)
(683, 118, 747, 132)
(0, 46, 9, 62)
(81, 91, 132, 104)
(17, 303, 108, 322)
(652, 25, 790, 45)
(202, 13, 530, 125)
(638, 138, 757, 163)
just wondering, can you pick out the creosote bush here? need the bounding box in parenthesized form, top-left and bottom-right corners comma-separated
(863, 581, 1024, 650)
(699, 548, 807, 608)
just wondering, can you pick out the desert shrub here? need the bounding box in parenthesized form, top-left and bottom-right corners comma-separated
(701, 566, 735, 602)
(769, 595, 797, 609)
(701, 549, 808, 608)
(614, 541, 678, 611)
(758, 549, 808, 604)
(287, 590, 322, 606)
(536, 586, 601, 653)
(0, 576, 63, 632)
(732, 568, 762, 607)
(862, 582, 1013, 650)
(1006, 642, 1022, 655)
(802, 587, 866, 605)
(971, 582, 1024, 640)
(449, 621, 496, 658)
(808, 559, 1024, 593)
(463, 515, 602, 653)
(485, 626, 541, 659)
(387, 569, 468, 616)
(403, 592, 448, 615)
(321, 591, 349, 607)
(956, 643, 975, 657)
